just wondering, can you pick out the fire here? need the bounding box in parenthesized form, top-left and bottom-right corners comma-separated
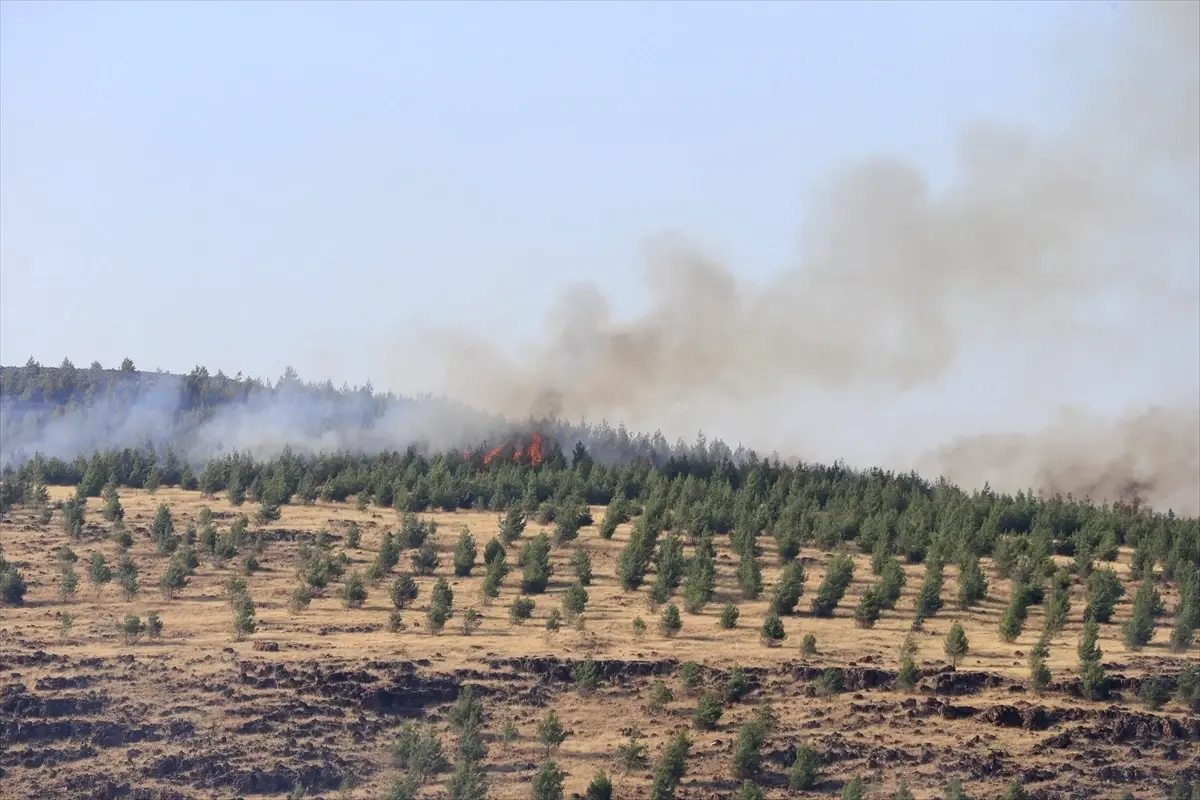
(474, 432, 547, 468)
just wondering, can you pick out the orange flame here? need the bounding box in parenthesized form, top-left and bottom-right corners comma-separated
(483, 445, 505, 466)
(527, 432, 544, 466)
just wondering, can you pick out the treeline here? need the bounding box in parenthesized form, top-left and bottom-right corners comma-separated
(0, 359, 749, 467)
(2, 436, 1196, 574)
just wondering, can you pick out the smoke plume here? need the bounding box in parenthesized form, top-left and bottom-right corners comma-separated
(428, 0, 1200, 513)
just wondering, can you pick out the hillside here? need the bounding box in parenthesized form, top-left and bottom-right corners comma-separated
(1, 420, 1197, 798)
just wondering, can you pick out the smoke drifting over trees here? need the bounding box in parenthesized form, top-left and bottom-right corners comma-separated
(426, 0, 1199, 512)
(1, 3, 1197, 514)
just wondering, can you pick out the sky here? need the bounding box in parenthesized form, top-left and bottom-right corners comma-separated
(1, 0, 1196, 472)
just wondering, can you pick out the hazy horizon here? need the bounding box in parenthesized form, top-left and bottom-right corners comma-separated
(2, 1, 1197, 510)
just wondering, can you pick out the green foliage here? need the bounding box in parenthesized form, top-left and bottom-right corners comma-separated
(811, 553, 855, 617)
(692, 691, 723, 730)
(649, 730, 691, 800)
(854, 584, 883, 628)
(659, 602, 682, 637)
(944, 778, 970, 800)
(521, 534, 554, 594)
(531, 759, 565, 800)
(118, 613, 145, 644)
(914, 558, 945, 621)
(760, 612, 786, 646)
(724, 667, 751, 702)
(392, 722, 447, 783)
(731, 718, 765, 779)
(1083, 567, 1125, 624)
(944, 621, 969, 667)
(957, 556, 989, 608)
(342, 570, 367, 608)
(1000, 779, 1030, 800)
(452, 528, 477, 577)
(571, 548, 592, 585)
(894, 778, 915, 800)
(573, 657, 600, 694)
(232, 594, 257, 640)
(842, 775, 865, 800)
(770, 560, 805, 615)
(585, 769, 613, 800)
(1176, 664, 1200, 711)
(58, 564, 79, 599)
(616, 726, 651, 773)
(537, 709, 567, 756)
(389, 574, 419, 609)
(788, 745, 820, 790)
(679, 661, 703, 694)
(508, 595, 535, 625)
(801, 633, 817, 655)
(146, 612, 163, 639)
(410, 539, 440, 576)
(719, 602, 740, 629)
(563, 582, 589, 617)
(647, 679, 674, 712)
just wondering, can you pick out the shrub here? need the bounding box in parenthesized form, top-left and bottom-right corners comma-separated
(585, 769, 613, 800)
(390, 574, 419, 609)
(118, 614, 145, 645)
(719, 602, 740, 629)
(509, 595, 535, 625)
(788, 745, 820, 790)
(692, 692, 723, 731)
(531, 759, 566, 800)
(659, 603, 682, 637)
(944, 621, 970, 667)
(342, 570, 368, 608)
(760, 613, 785, 646)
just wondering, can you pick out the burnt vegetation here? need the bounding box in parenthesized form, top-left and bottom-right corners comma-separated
(1, 360, 1198, 799)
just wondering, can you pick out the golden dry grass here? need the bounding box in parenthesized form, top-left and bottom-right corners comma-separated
(0, 487, 1194, 799)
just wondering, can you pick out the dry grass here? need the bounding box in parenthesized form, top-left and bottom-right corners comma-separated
(0, 487, 1194, 799)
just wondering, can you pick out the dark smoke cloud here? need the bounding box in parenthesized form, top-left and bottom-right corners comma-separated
(427, 0, 1200, 513)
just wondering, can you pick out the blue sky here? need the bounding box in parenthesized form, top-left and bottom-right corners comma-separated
(3, 0, 1195, 470)
(1, 0, 1082, 378)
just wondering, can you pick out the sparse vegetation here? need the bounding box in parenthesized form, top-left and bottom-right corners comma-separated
(0, 359, 1196, 798)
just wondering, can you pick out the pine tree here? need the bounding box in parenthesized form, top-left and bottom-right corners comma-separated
(537, 709, 567, 756)
(788, 745, 820, 790)
(452, 529, 478, 577)
(770, 560, 805, 615)
(521, 534, 554, 594)
(944, 621, 970, 667)
(529, 759, 565, 800)
(854, 585, 883, 628)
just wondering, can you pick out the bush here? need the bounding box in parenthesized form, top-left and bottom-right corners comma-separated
(760, 613, 786, 646)
(801, 633, 817, 655)
(118, 614, 145, 645)
(390, 574, 419, 609)
(692, 692, 724, 730)
(659, 603, 683, 637)
(342, 571, 368, 608)
(679, 661, 703, 694)
(719, 602, 740, 629)
(531, 758, 566, 800)
(731, 719, 765, 779)
(146, 612, 163, 639)
(509, 595, 535, 625)
(585, 769, 613, 800)
(788, 745, 820, 790)
(573, 658, 600, 695)
(944, 621, 970, 667)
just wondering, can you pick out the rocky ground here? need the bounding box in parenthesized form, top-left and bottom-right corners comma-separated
(1, 488, 1196, 798)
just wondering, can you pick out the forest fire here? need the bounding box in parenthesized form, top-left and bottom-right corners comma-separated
(471, 431, 546, 467)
